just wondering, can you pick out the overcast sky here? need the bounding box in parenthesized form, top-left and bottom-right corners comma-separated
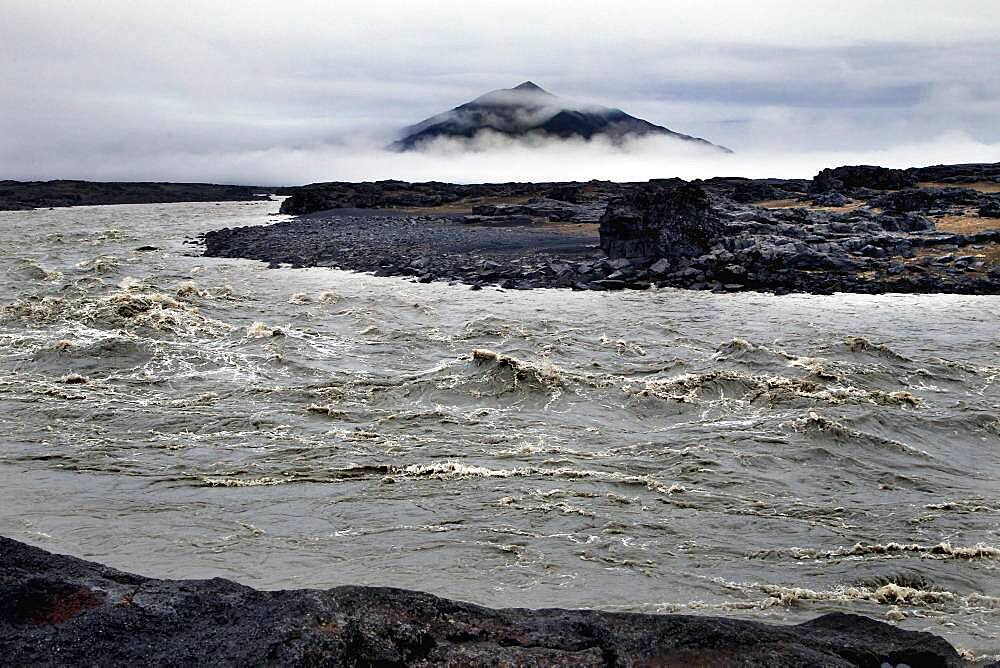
(3, 1, 999, 184)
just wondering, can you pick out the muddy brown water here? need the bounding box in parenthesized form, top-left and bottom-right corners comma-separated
(1, 200, 997, 659)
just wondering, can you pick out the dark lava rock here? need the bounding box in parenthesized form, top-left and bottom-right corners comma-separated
(811, 192, 852, 207)
(547, 184, 584, 203)
(279, 180, 590, 216)
(0, 536, 966, 667)
(703, 177, 809, 203)
(811, 165, 918, 193)
(870, 188, 983, 213)
(980, 202, 1000, 218)
(599, 182, 723, 260)
(203, 210, 603, 290)
(207, 164, 1000, 296)
(910, 162, 1000, 183)
(872, 212, 936, 232)
(280, 180, 463, 214)
(729, 181, 786, 203)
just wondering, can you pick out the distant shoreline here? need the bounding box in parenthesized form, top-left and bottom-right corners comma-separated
(202, 162, 1000, 296)
(0, 180, 286, 211)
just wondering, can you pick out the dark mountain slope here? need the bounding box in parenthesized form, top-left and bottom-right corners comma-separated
(391, 81, 731, 152)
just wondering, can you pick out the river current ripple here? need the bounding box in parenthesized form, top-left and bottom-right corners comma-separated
(0, 200, 997, 657)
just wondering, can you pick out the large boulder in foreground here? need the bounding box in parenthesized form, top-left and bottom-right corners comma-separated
(0, 536, 964, 666)
(811, 165, 918, 193)
(599, 181, 723, 260)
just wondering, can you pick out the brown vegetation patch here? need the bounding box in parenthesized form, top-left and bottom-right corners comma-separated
(979, 243, 1000, 264)
(920, 181, 1000, 193)
(543, 222, 600, 236)
(754, 198, 800, 208)
(935, 211, 1000, 234)
(755, 199, 866, 212)
(392, 195, 535, 215)
(905, 243, 999, 267)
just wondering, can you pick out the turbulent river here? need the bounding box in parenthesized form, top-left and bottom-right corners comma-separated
(1, 200, 997, 658)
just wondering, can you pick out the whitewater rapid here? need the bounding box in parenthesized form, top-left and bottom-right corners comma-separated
(0, 200, 997, 658)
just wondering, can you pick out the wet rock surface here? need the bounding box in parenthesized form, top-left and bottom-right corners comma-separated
(204, 209, 605, 291)
(205, 163, 1000, 294)
(0, 536, 967, 666)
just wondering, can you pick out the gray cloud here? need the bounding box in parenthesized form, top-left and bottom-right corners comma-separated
(2, 0, 999, 183)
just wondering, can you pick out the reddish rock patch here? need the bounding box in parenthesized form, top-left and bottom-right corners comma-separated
(2, 579, 104, 626)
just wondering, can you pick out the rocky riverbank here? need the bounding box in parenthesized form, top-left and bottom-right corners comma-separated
(0, 180, 278, 211)
(0, 536, 968, 666)
(202, 163, 1000, 294)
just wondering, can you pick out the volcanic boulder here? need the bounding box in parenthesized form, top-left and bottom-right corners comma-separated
(599, 182, 723, 260)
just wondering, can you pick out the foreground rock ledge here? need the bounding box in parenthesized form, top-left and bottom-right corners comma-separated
(0, 537, 964, 666)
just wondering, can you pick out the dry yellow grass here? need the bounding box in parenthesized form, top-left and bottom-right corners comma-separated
(920, 181, 1000, 193)
(908, 243, 1000, 266)
(935, 210, 1000, 234)
(391, 194, 535, 215)
(755, 199, 866, 212)
(754, 198, 800, 208)
(543, 222, 599, 235)
(982, 244, 1000, 264)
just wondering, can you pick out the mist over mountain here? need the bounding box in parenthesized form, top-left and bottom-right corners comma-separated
(390, 82, 731, 153)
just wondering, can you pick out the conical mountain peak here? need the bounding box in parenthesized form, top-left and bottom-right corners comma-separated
(513, 81, 547, 92)
(391, 83, 731, 153)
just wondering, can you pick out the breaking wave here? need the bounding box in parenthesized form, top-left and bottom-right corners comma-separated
(2, 282, 235, 337)
(751, 542, 1000, 561)
(199, 460, 673, 493)
(627, 370, 921, 407)
(470, 348, 565, 391)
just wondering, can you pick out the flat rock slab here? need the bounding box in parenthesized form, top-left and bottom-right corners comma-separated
(0, 536, 965, 666)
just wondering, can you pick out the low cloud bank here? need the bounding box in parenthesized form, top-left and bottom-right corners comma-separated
(10, 131, 1000, 186)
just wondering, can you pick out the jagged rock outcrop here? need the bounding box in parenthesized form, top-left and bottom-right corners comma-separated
(869, 188, 988, 213)
(599, 182, 723, 260)
(0, 537, 966, 666)
(909, 162, 1000, 184)
(811, 166, 918, 193)
(811, 192, 853, 207)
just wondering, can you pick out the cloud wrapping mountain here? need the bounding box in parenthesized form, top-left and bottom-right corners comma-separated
(391, 82, 731, 153)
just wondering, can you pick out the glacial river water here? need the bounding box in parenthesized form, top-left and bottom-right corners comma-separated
(1, 200, 997, 658)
